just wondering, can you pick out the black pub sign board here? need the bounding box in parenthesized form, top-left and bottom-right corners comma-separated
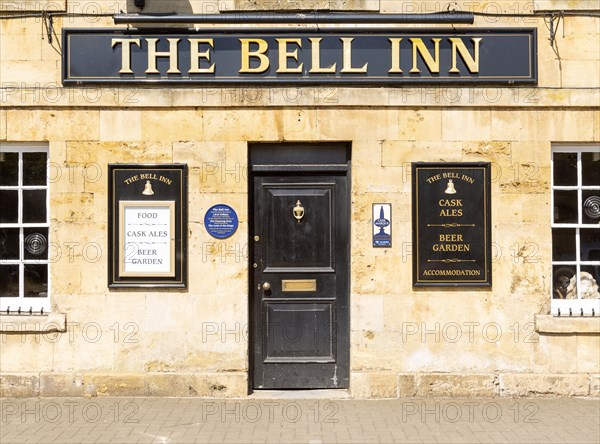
(412, 163, 491, 287)
(62, 28, 536, 85)
(108, 164, 188, 288)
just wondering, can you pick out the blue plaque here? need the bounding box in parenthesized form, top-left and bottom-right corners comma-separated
(204, 204, 239, 239)
(373, 203, 392, 248)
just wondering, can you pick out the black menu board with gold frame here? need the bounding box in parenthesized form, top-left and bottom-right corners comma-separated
(108, 164, 187, 288)
(412, 162, 491, 287)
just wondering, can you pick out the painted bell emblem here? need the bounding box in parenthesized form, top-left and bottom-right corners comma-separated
(142, 180, 155, 195)
(293, 200, 305, 222)
(445, 179, 457, 194)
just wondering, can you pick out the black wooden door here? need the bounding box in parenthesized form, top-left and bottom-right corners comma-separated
(251, 169, 349, 389)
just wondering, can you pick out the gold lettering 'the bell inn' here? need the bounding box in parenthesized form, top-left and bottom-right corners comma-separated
(111, 37, 482, 75)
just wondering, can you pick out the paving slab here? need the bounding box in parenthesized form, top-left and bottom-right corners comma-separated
(0, 397, 598, 443)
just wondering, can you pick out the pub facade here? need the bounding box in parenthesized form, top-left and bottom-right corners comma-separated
(0, 0, 599, 398)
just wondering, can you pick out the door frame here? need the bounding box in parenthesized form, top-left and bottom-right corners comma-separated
(248, 142, 352, 392)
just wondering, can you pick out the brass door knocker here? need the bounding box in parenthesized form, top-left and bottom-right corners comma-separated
(293, 200, 305, 222)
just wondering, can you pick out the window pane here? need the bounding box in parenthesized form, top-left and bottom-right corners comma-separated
(23, 227, 48, 260)
(0, 265, 19, 297)
(553, 152, 578, 186)
(580, 266, 600, 299)
(582, 190, 600, 224)
(23, 152, 47, 185)
(0, 152, 19, 185)
(553, 190, 578, 223)
(553, 265, 576, 299)
(24, 264, 48, 297)
(582, 152, 600, 186)
(22, 190, 46, 223)
(0, 190, 18, 223)
(0, 228, 20, 260)
(552, 228, 576, 261)
(580, 228, 600, 262)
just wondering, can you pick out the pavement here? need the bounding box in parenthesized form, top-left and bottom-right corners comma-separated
(1, 395, 599, 444)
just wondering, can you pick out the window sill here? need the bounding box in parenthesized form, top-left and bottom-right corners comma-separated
(535, 314, 600, 334)
(0, 312, 66, 333)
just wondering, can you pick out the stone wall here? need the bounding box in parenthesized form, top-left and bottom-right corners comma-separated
(1, 1, 599, 398)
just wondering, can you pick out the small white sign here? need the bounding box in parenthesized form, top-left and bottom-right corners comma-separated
(119, 201, 175, 277)
(373, 203, 392, 248)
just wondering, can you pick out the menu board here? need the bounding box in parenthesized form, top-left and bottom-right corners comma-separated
(412, 163, 491, 287)
(119, 202, 175, 276)
(109, 165, 187, 288)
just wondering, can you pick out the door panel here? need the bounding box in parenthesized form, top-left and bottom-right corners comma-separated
(264, 184, 335, 271)
(251, 172, 349, 389)
(264, 301, 334, 362)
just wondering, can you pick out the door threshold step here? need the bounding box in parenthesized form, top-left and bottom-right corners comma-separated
(249, 389, 351, 399)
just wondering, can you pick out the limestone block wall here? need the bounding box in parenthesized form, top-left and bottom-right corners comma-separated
(0, 1, 599, 397)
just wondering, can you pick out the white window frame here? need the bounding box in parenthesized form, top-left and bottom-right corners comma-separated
(0, 143, 51, 313)
(551, 144, 600, 316)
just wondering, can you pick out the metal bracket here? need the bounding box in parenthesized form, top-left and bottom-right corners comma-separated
(548, 12, 564, 47)
(43, 12, 53, 44)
